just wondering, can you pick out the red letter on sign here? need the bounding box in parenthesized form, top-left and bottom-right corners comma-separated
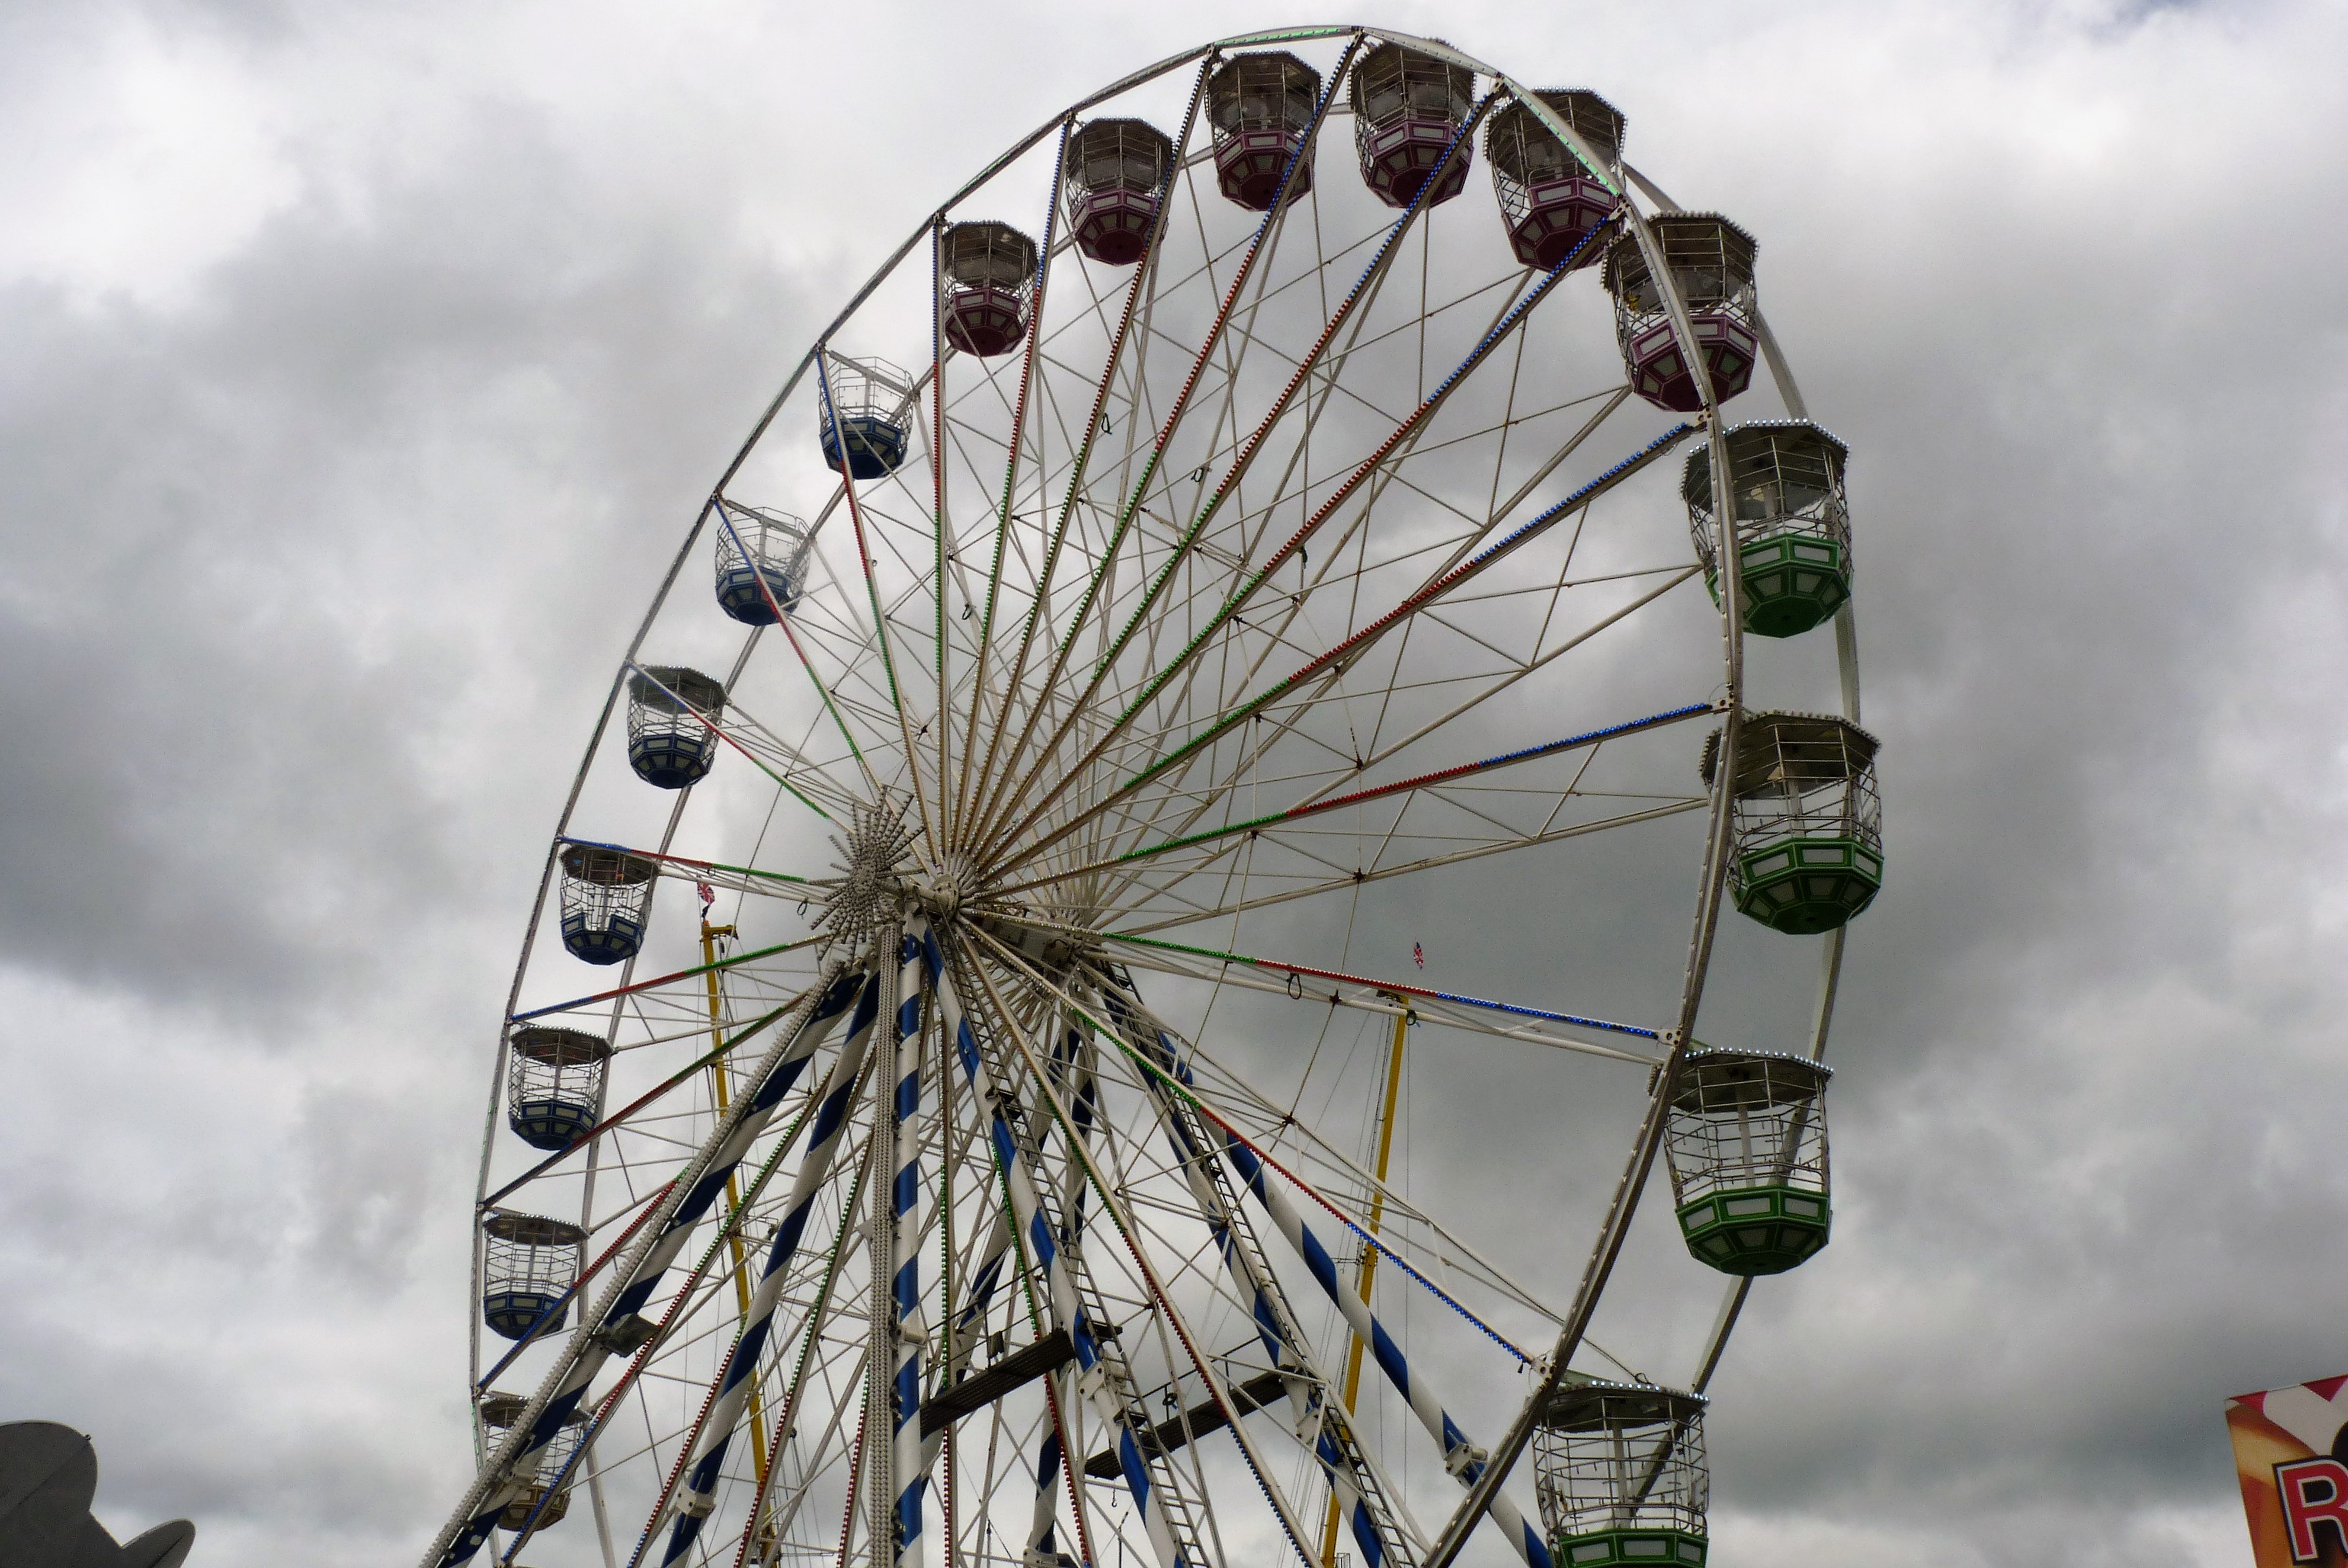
(2277, 1457, 2348, 1563)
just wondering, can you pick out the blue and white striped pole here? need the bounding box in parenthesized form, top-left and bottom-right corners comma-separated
(1044, 1017, 1097, 1249)
(1221, 1136, 1554, 1568)
(892, 919, 930, 1568)
(1018, 1018, 1097, 1568)
(1096, 987, 1395, 1568)
(928, 1079, 1080, 1568)
(434, 967, 871, 1568)
(655, 970, 886, 1564)
(1023, 1429, 1069, 1568)
(918, 929, 1190, 1568)
(950, 1213, 1011, 1364)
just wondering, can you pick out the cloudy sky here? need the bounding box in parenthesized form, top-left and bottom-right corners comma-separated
(4, 1, 2346, 1564)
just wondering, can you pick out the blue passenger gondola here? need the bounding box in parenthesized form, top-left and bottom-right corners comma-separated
(626, 666, 725, 789)
(818, 357, 910, 482)
(506, 1025, 608, 1151)
(715, 506, 812, 624)
(558, 843, 655, 964)
(481, 1212, 584, 1341)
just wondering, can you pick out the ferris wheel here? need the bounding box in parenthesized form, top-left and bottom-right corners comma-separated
(426, 25, 1881, 1568)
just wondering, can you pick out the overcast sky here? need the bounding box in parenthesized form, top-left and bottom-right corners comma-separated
(3, 1, 2346, 1565)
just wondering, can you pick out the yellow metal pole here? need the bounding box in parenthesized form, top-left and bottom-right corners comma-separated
(703, 920, 774, 1502)
(1320, 993, 1410, 1568)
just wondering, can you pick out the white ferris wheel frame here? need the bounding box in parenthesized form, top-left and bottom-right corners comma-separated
(431, 23, 1866, 1568)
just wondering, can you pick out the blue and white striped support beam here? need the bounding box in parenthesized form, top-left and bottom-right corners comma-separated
(892, 919, 930, 1568)
(918, 929, 1191, 1568)
(949, 1212, 1013, 1373)
(433, 967, 872, 1568)
(1022, 1016, 1097, 1568)
(1096, 987, 1404, 1568)
(1024, 1429, 1068, 1568)
(905, 1075, 1067, 1560)
(1221, 1139, 1553, 1568)
(1047, 1018, 1097, 1251)
(933, 1041, 1083, 1568)
(654, 969, 886, 1565)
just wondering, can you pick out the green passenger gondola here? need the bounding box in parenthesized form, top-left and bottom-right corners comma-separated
(1684, 421, 1853, 639)
(1665, 1048, 1833, 1275)
(1535, 1382, 1710, 1568)
(1703, 711, 1883, 934)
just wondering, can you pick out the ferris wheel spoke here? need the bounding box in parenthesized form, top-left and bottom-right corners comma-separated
(960, 47, 1372, 863)
(927, 233, 956, 870)
(706, 503, 888, 817)
(485, 987, 825, 1215)
(974, 936, 1537, 1368)
(998, 700, 1713, 906)
(434, 969, 879, 1568)
(1216, 1123, 1552, 1568)
(816, 357, 938, 854)
(979, 235, 1603, 880)
(473, 1179, 683, 1392)
(1153, 378, 1641, 773)
(928, 937, 1244, 1568)
(962, 191, 1177, 845)
(955, 945, 1326, 1568)
(984, 312, 1416, 844)
(910, 969, 1099, 1554)
(951, 172, 1072, 868)
(501, 1146, 824, 1567)
(595, 1112, 882, 1567)
(739, 580, 885, 803)
(1163, 1066, 1623, 1375)
(976, 946, 1609, 1568)
(1343, 575, 1708, 814)
(617, 660, 848, 825)
(508, 938, 825, 1035)
(998, 410, 1690, 884)
(1098, 935, 1660, 1062)
(745, 1346, 871, 1568)
(693, 704, 862, 822)
(1084, 984, 1434, 1568)
(1049, 545, 1676, 876)
(1199, 233, 1576, 598)
(953, 271, 1190, 846)
(1121, 992, 1651, 1387)
(1110, 797, 1711, 934)
(550, 839, 821, 904)
(638, 983, 883, 1568)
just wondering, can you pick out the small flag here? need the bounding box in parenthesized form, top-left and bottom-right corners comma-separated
(696, 881, 716, 908)
(1413, 941, 1424, 969)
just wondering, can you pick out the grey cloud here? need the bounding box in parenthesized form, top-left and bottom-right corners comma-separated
(2, 2, 2345, 1566)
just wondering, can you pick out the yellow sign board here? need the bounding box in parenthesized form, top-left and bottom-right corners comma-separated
(2229, 1377, 2348, 1566)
